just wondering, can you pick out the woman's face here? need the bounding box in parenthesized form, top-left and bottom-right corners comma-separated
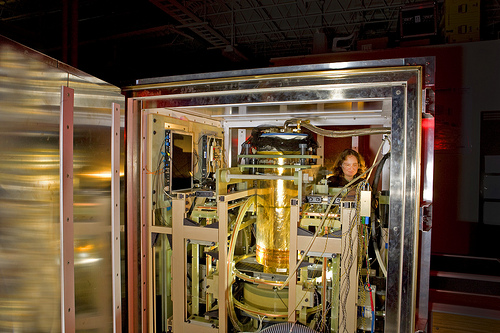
(341, 155, 359, 180)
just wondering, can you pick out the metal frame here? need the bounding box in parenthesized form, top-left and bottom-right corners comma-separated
(170, 191, 224, 333)
(386, 80, 422, 333)
(126, 58, 430, 333)
(141, 108, 152, 333)
(127, 98, 142, 333)
(416, 114, 435, 331)
(112, 102, 122, 332)
(60, 85, 75, 333)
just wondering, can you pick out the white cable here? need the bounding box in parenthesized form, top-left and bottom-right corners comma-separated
(373, 241, 387, 277)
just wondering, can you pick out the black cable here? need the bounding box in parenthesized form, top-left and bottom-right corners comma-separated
(370, 152, 390, 248)
(371, 152, 390, 194)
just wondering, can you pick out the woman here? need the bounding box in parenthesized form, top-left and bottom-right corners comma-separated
(327, 148, 366, 187)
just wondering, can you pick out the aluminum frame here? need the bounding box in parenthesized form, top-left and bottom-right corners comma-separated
(112, 102, 122, 333)
(125, 59, 430, 333)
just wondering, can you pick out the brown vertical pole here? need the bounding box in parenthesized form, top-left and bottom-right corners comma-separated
(62, 0, 78, 66)
(70, 0, 78, 67)
(60, 86, 75, 333)
(62, 0, 68, 63)
(126, 99, 141, 333)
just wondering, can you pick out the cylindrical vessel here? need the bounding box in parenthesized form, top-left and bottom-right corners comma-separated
(255, 162, 297, 273)
(251, 129, 314, 274)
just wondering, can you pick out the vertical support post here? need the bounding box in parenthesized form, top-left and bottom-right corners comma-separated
(417, 115, 434, 331)
(60, 86, 75, 333)
(316, 135, 324, 167)
(330, 256, 339, 332)
(288, 199, 299, 322)
(340, 204, 358, 333)
(417, 228, 431, 331)
(70, 0, 78, 67)
(61, 0, 78, 66)
(191, 243, 200, 316)
(62, 0, 68, 64)
(172, 195, 186, 332)
(217, 195, 229, 332)
(164, 241, 172, 329)
(237, 129, 246, 155)
(111, 103, 122, 332)
(386, 81, 422, 333)
(321, 258, 327, 329)
(386, 87, 405, 333)
(206, 254, 213, 312)
(126, 98, 141, 333)
(140, 109, 150, 333)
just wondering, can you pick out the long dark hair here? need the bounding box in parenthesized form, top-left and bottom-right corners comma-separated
(331, 149, 366, 178)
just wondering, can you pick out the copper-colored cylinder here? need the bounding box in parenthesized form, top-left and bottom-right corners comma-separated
(255, 160, 297, 274)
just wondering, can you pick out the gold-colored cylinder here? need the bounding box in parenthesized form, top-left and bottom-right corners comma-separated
(255, 159, 297, 274)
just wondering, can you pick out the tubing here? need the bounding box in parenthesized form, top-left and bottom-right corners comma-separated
(284, 118, 391, 138)
(371, 153, 390, 192)
(370, 152, 390, 277)
(221, 170, 297, 182)
(227, 196, 257, 331)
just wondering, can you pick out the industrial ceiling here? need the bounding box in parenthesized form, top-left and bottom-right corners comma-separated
(1, 0, 499, 86)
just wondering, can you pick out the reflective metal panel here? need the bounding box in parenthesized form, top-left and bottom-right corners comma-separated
(70, 73, 124, 333)
(135, 59, 407, 85)
(0, 41, 65, 333)
(0, 36, 124, 333)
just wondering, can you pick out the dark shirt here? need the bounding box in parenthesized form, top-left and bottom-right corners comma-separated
(327, 175, 349, 187)
(327, 175, 363, 188)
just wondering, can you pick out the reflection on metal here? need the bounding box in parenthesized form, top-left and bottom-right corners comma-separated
(0, 36, 124, 333)
(388, 83, 422, 333)
(133, 60, 407, 86)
